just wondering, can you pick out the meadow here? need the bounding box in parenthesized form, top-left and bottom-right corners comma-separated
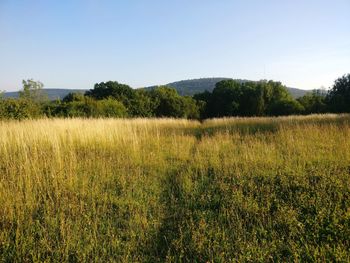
(0, 115, 350, 262)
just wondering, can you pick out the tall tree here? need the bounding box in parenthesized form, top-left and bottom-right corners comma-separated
(19, 79, 47, 102)
(327, 74, 350, 113)
(297, 91, 327, 114)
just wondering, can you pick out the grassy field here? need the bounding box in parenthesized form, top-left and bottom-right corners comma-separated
(0, 115, 350, 262)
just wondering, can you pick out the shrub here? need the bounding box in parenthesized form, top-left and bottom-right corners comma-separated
(0, 98, 43, 119)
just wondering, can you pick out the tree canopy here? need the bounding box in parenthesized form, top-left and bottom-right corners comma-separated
(1, 75, 350, 120)
(326, 74, 350, 113)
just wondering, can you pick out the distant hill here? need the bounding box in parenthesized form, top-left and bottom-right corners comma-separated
(3, 89, 87, 100)
(165, 78, 232, 96)
(146, 78, 309, 98)
(3, 78, 310, 99)
(287, 87, 310, 98)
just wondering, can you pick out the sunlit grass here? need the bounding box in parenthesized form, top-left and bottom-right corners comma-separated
(0, 115, 349, 262)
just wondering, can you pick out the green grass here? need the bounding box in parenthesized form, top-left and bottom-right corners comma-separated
(0, 115, 349, 262)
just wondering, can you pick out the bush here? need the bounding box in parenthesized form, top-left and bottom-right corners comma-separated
(96, 98, 128, 117)
(297, 91, 328, 114)
(56, 97, 127, 118)
(267, 99, 305, 116)
(0, 98, 43, 120)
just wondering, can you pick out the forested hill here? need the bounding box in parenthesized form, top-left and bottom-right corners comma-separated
(146, 78, 308, 98)
(3, 78, 308, 99)
(3, 89, 86, 100)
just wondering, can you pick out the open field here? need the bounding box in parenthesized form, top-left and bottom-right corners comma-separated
(0, 115, 350, 262)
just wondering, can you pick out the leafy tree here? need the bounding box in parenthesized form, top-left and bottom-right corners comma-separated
(195, 79, 296, 118)
(327, 74, 350, 113)
(85, 81, 138, 116)
(182, 96, 201, 119)
(42, 100, 62, 117)
(149, 86, 200, 118)
(86, 81, 134, 104)
(267, 99, 304, 116)
(57, 97, 127, 118)
(128, 89, 157, 117)
(297, 91, 328, 114)
(19, 79, 47, 103)
(193, 91, 212, 119)
(238, 82, 266, 116)
(97, 98, 128, 117)
(62, 92, 85, 103)
(207, 80, 242, 117)
(0, 98, 42, 119)
(149, 86, 184, 117)
(264, 80, 292, 102)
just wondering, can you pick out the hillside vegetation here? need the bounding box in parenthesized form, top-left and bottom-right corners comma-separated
(3, 78, 307, 99)
(2, 74, 349, 120)
(158, 78, 308, 98)
(0, 115, 349, 262)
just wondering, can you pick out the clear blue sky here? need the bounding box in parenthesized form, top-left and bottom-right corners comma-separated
(1, 0, 349, 91)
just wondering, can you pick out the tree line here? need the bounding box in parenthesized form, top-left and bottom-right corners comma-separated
(1, 74, 349, 120)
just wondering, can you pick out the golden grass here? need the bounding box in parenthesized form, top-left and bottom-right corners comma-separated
(0, 115, 349, 262)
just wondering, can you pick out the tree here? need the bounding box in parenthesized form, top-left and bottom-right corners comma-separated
(149, 86, 184, 117)
(96, 98, 128, 117)
(86, 81, 134, 103)
(327, 74, 350, 113)
(62, 92, 85, 103)
(128, 89, 157, 117)
(85, 81, 137, 115)
(57, 97, 127, 118)
(267, 99, 304, 116)
(194, 79, 296, 118)
(182, 96, 201, 119)
(297, 90, 327, 114)
(19, 79, 47, 102)
(0, 98, 42, 119)
(149, 86, 200, 118)
(207, 80, 241, 117)
(193, 91, 212, 119)
(238, 82, 266, 116)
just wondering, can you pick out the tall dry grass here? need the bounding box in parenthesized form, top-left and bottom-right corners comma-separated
(0, 115, 349, 262)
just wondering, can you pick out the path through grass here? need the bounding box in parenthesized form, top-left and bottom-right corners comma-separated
(0, 115, 349, 262)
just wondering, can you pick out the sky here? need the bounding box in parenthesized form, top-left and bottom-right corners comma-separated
(0, 0, 349, 91)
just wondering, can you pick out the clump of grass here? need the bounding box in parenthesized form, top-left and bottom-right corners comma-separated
(0, 115, 349, 262)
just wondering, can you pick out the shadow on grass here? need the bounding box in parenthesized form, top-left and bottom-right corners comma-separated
(149, 166, 190, 262)
(184, 114, 350, 139)
(144, 165, 223, 262)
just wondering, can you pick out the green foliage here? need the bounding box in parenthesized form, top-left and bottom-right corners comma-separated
(97, 98, 128, 117)
(298, 90, 328, 114)
(3, 74, 350, 120)
(182, 96, 201, 119)
(0, 98, 42, 119)
(327, 74, 350, 113)
(128, 89, 157, 117)
(0, 79, 48, 119)
(267, 99, 305, 116)
(196, 79, 297, 118)
(86, 81, 134, 107)
(62, 92, 85, 103)
(146, 78, 309, 98)
(208, 80, 242, 117)
(19, 79, 48, 103)
(150, 86, 200, 118)
(56, 97, 127, 118)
